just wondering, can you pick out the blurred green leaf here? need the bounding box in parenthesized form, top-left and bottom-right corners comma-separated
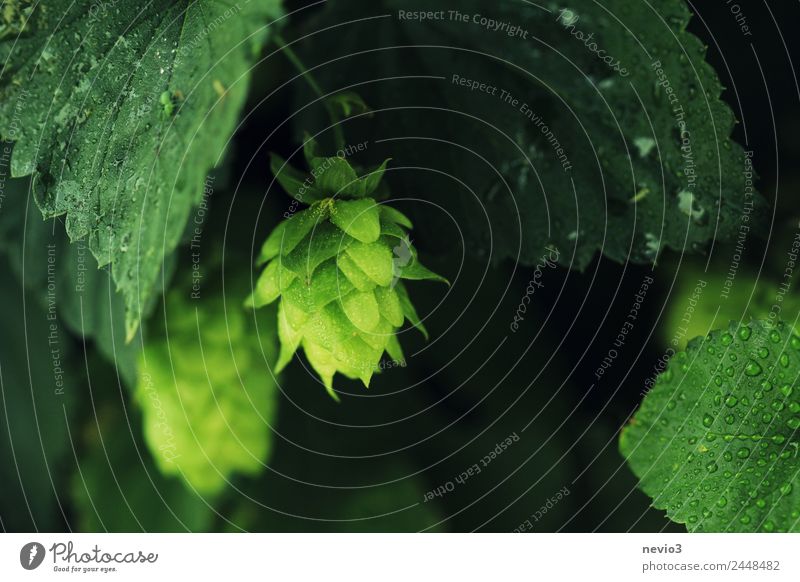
(0, 261, 78, 531)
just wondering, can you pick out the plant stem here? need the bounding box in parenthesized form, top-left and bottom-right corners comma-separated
(274, 33, 346, 151)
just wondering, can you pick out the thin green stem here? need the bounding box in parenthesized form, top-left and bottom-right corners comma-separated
(274, 33, 345, 151)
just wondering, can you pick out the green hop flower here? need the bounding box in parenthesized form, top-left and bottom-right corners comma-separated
(249, 138, 447, 398)
(136, 289, 279, 495)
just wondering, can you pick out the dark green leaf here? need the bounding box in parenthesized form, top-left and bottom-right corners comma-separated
(299, 0, 765, 268)
(0, 0, 283, 338)
(621, 320, 800, 532)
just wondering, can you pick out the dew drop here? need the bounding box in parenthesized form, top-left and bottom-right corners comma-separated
(744, 361, 763, 377)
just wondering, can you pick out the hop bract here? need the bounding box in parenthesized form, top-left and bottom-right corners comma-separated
(250, 139, 447, 398)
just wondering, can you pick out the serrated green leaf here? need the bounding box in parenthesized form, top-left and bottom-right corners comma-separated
(331, 198, 381, 243)
(0, 172, 142, 387)
(0, 0, 283, 338)
(345, 240, 394, 287)
(299, 0, 765, 269)
(620, 320, 800, 532)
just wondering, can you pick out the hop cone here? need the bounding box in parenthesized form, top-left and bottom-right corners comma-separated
(136, 288, 279, 495)
(250, 139, 446, 398)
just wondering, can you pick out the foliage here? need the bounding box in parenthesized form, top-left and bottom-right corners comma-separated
(621, 320, 800, 532)
(0, 0, 283, 337)
(0, 265, 78, 531)
(0, 0, 791, 534)
(296, 0, 765, 268)
(71, 406, 215, 532)
(662, 263, 800, 350)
